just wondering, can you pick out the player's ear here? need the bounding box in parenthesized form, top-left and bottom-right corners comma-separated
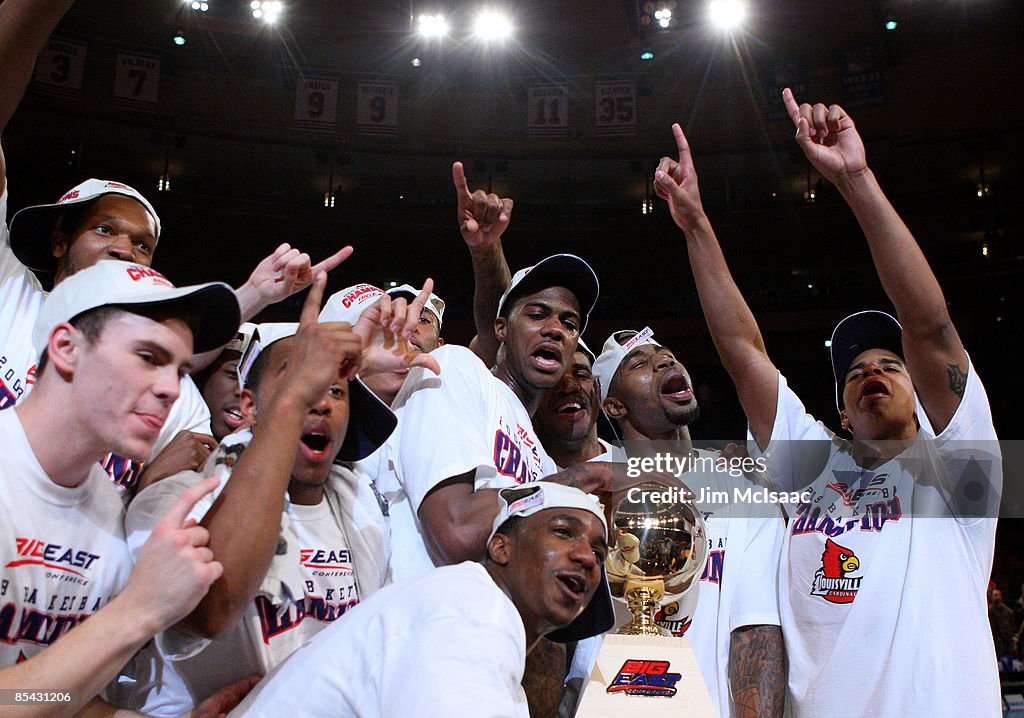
(47, 322, 81, 377)
(487, 532, 513, 566)
(840, 410, 851, 432)
(436, 337, 445, 347)
(240, 388, 259, 425)
(494, 316, 507, 344)
(51, 230, 70, 259)
(603, 396, 627, 421)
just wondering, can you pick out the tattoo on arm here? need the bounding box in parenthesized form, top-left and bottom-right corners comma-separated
(729, 624, 786, 718)
(522, 638, 567, 718)
(947, 363, 967, 399)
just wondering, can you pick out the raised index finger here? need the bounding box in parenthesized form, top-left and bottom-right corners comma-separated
(672, 123, 692, 162)
(300, 272, 328, 328)
(311, 246, 354, 276)
(157, 476, 220, 529)
(782, 87, 801, 128)
(452, 161, 471, 200)
(402, 278, 434, 338)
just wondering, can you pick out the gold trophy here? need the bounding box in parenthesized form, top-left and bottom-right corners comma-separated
(577, 484, 717, 717)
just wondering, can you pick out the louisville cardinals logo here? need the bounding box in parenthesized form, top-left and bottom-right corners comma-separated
(809, 538, 862, 604)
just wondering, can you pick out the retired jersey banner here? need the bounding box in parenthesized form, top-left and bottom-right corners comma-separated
(356, 81, 398, 137)
(840, 46, 885, 109)
(32, 37, 87, 99)
(294, 76, 338, 131)
(595, 81, 637, 137)
(527, 84, 569, 138)
(113, 52, 161, 112)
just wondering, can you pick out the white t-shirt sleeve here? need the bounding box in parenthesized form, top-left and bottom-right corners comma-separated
(727, 510, 784, 631)
(377, 614, 528, 718)
(920, 357, 1001, 523)
(125, 470, 224, 661)
(393, 346, 496, 512)
(124, 469, 218, 558)
(748, 372, 832, 493)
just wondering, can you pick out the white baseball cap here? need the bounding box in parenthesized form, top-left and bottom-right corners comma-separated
(33, 260, 239, 356)
(496, 254, 600, 333)
(592, 327, 661, 402)
(223, 321, 257, 356)
(319, 283, 385, 325)
(576, 337, 596, 365)
(385, 284, 446, 327)
(10, 179, 162, 273)
(235, 321, 398, 463)
(488, 482, 614, 643)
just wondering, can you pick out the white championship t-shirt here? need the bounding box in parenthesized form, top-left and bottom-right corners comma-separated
(0, 187, 212, 494)
(0, 409, 134, 666)
(753, 365, 1001, 718)
(125, 438, 385, 717)
(230, 561, 530, 718)
(377, 345, 557, 581)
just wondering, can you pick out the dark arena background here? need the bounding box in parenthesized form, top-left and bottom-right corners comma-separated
(6, 0, 1023, 705)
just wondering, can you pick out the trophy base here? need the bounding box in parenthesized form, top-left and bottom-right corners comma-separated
(575, 633, 716, 718)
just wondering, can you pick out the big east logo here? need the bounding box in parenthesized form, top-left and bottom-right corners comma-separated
(300, 549, 352, 569)
(6, 538, 100, 578)
(607, 659, 682, 698)
(810, 538, 862, 604)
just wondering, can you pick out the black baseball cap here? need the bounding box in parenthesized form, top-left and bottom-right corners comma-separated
(830, 310, 904, 410)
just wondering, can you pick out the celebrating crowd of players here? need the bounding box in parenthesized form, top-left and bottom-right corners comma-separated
(0, 1, 1002, 717)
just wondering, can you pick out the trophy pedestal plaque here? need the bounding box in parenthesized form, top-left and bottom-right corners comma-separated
(576, 633, 716, 717)
(581, 635, 716, 712)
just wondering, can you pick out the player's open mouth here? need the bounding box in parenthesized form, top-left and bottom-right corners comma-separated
(557, 399, 586, 419)
(557, 572, 588, 603)
(223, 406, 245, 430)
(531, 345, 563, 372)
(300, 428, 332, 461)
(859, 379, 889, 402)
(659, 371, 693, 402)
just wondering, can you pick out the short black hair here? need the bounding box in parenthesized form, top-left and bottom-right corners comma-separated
(485, 514, 524, 563)
(244, 338, 292, 396)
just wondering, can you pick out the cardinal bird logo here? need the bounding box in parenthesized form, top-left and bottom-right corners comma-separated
(809, 538, 862, 604)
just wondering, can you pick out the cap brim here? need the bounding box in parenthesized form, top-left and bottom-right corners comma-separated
(501, 255, 599, 331)
(830, 310, 904, 409)
(124, 283, 241, 354)
(547, 566, 615, 643)
(337, 377, 398, 462)
(9, 204, 64, 273)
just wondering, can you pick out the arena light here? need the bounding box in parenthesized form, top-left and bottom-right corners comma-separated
(417, 13, 449, 39)
(708, 0, 747, 32)
(251, 0, 283, 23)
(173, 31, 186, 46)
(473, 10, 513, 42)
(884, 16, 898, 31)
(189, 0, 209, 11)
